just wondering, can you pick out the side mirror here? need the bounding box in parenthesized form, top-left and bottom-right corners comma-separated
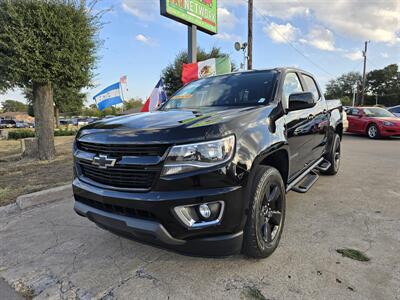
(288, 92, 316, 111)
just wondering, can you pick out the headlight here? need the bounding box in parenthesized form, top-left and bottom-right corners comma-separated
(383, 121, 394, 126)
(162, 135, 235, 176)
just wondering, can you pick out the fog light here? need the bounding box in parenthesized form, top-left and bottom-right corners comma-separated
(199, 204, 211, 219)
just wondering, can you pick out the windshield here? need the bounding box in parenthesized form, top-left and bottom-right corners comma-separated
(363, 107, 395, 118)
(162, 71, 277, 110)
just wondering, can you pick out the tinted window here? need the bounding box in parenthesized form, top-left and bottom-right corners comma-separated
(282, 73, 303, 104)
(302, 74, 320, 100)
(347, 108, 360, 116)
(363, 107, 395, 117)
(163, 71, 277, 109)
(389, 107, 400, 113)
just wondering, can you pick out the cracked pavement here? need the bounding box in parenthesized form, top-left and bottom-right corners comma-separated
(0, 135, 399, 299)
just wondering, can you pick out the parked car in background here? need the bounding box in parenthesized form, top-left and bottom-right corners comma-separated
(60, 119, 74, 126)
(0, 119, 16, 128)
(77, 118, 89, 126)
(86, 117, 99, 124)
(15, 121, 30, 128)
(346, 107, 400, 138)
(388, 105, 400, 117)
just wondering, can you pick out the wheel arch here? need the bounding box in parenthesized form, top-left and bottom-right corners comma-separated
(366, 122, 379, 134)
(248, 143, 289, 187)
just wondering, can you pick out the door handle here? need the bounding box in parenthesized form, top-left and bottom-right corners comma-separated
(307, 114, 314, 120)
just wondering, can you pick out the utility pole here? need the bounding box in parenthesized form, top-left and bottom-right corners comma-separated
(188, 25, 197, 63)
(361, 41, 369, 105)
(247, 0, 253, 70)
(352, 84, 357, 107)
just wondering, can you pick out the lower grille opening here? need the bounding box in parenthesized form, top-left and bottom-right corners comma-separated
(76, 196, 158, 221)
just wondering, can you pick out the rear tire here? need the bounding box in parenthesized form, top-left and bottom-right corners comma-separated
(367, 123, 380, 139)
(242, 166, 286, 258)
(321, 133, 341, 175)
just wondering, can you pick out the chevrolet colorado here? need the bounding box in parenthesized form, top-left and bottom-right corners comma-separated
(73, 68, 343, 258)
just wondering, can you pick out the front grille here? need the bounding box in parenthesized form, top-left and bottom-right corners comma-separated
(77, 141, 169, 157)
(75, 196, 157, 221)
(78, 160, 158, 189)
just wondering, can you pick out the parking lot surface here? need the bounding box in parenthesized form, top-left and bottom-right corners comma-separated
(0, 135, 399, 299)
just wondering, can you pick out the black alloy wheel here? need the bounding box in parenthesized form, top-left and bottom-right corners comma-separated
(242, 166, 286, 258)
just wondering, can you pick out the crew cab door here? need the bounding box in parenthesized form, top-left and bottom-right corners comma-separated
(282, 72, 317, 178)
(300, 73, 329, 160)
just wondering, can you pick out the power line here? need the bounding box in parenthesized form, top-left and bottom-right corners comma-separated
(248, 1, 335, 78)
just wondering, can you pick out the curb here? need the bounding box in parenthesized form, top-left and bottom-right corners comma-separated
(15, 184, 72, 210)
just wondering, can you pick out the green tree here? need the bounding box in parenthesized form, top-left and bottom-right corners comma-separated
(367, 64, 400, 97)
(0, 1, 99, 160)
(162, 47, 236, 96)
(325, 72, 362, 100)
(1, 99, 27, 112)
(123, 97, 144, 111)
(24, 85, 87, 116)
(340, 96, 352, 106)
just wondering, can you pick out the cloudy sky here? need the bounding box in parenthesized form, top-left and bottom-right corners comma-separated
(2, 0, 399, 105)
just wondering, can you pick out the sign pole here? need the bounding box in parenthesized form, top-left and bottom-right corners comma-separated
(188, 24, 197, 63)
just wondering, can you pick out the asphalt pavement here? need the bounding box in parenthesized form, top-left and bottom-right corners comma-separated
(0, 134, 399, 299)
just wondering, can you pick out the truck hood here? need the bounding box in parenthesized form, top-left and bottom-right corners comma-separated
(77, 106, 269, 144)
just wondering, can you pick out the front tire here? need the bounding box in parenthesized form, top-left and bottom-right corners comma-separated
(367, 123, 380, 139)
(242, 166, 286, 258)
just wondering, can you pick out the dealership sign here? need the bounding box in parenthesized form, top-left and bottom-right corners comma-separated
(160, 0, 217, 35)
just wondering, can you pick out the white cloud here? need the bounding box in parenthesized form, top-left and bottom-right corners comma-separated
(215, 32, 241, 42)
(344, 50, 363, 61)
(302, 27, 336, 51)
(121, 0, 158, 20)
(380, 52, 389, 58)
(218, 7, 238, 29)
(249, 0, 400, 44)
(264, 22, 299, 44)
(135, 34, 157, 46)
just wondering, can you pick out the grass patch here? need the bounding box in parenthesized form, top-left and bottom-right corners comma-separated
(336, 248, 370, 262)
(0, 136, 74, 206)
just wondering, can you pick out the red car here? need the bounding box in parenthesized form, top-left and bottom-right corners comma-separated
(346, 107, 400, 139)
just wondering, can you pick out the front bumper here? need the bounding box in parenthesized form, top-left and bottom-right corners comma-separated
(380, 126, 400, 137)
(73, 178, 245, 256)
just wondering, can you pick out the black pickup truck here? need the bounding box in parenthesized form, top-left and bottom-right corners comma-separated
(73, 68, 343, 258)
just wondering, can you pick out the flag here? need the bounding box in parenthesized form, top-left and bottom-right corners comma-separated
(182, 56, 231, 84)
(141, 79, 167, 112)
(120, 75, 127, 84)
(93, 82, 123, 111)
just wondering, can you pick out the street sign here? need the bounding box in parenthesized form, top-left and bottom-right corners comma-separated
(160, 0, 218, 35)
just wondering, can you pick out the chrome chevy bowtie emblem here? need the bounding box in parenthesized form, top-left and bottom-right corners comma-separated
(92, 154, 116, 169)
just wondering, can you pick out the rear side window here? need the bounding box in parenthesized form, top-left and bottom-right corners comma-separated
(302, 74, 320, 100)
